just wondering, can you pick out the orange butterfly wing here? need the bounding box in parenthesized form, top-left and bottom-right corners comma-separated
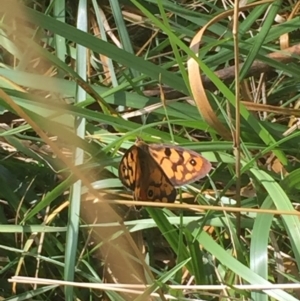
(119, 142, 177, 202)
(147, 144, 211, 186)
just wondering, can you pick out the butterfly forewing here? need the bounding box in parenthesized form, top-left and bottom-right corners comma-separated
(148, 144, 211, 186)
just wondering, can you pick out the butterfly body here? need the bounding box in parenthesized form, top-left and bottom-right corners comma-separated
(119, 139, 211, 203)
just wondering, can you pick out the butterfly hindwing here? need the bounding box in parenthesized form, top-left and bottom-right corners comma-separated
(118, 145, 140, 191)
(119, 141, 176, 202)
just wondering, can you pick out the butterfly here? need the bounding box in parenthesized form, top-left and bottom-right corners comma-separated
(118, 138, 211, 203)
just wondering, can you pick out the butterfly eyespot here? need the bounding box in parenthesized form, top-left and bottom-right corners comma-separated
(147, 189, 154, 198)
(190, 159, 197, 166)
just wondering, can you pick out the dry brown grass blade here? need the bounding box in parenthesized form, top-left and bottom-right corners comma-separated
(188, 0, 274, 140)
(241, 101, 300, 117)
(188, 26, 231, 139)
(279, 2, 300, 50)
